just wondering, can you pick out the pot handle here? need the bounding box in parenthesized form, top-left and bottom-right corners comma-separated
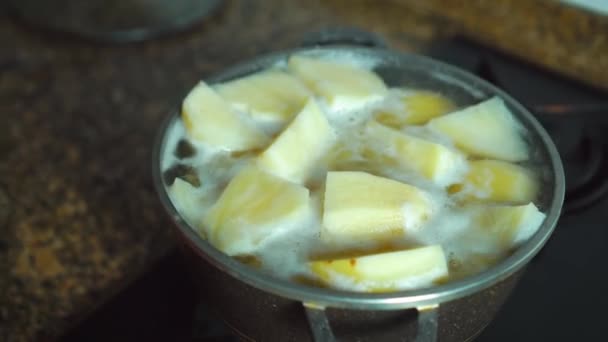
(303, 303, 440, 342)
(303, 303, 337, 342)
(300, 27, 388, 49)
(415, 304, 440, 342)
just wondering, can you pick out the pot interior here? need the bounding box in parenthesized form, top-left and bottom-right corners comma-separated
(153, 46, 565, 310)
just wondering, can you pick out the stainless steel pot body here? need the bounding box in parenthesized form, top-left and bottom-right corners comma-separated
(178, 236, 522, 341)
(153, 46, 565, 341)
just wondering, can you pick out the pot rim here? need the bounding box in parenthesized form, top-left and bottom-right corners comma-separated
(152, 46, 565, 310)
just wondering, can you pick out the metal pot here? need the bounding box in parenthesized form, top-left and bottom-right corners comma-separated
(153, 37, 565, 341)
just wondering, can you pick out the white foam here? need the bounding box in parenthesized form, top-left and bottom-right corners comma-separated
(401, 203, 424, 231)
(408, 206, 474, 256)
(168, 178, 206, 229)
(161, 118, 185, 170)
(321, 96, 380, 128)
(255, 203, 321, 278)
(218, 203, 316, 259)
(295, 49, 383, 70)
(511, 204, 546, 247)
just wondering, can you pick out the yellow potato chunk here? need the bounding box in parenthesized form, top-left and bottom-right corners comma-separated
(257, 99, 335, 184)
(287, 55, 387, 110)
(322, 171, 432, 242)
(366, 120, 467, 186)
(428, 97, 528, 161)
(182, 82, 269, 151)
(205, 165, 310, 255)
(455, 160, 539, 203)
(215, 70, 311, 125)
(473, 202, 546, 249)
(309, 245, 448, 292)
(375, 90, 456, 127)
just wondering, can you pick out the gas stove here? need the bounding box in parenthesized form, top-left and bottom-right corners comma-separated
(63, 38, 608, 342)
(428, 38, 608, 342)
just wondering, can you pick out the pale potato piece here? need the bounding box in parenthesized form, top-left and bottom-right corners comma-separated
(428, 97, 528, 162)
(309, 245, 448, 292)
(288, 55, 387, 111)
(257, 99, 335, 184)
(322, 171, 433, 242)
(452, 159, 539, 204)
(366, 120, 467, 187)
(375, 90, 456, 127)
(205, 165, 310, 256)
(215, 69, 311, 125)
(472, 202, 546, 249)
(182, 81, 269, 151)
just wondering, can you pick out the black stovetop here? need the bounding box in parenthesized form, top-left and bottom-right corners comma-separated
(63, 38, 608, 342)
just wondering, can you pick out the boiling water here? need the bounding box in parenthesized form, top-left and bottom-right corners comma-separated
(161, 54, 544, 287)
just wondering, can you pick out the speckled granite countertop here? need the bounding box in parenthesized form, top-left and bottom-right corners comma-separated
(391, 0, 608, 92)
(1, 0, 606, 340)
